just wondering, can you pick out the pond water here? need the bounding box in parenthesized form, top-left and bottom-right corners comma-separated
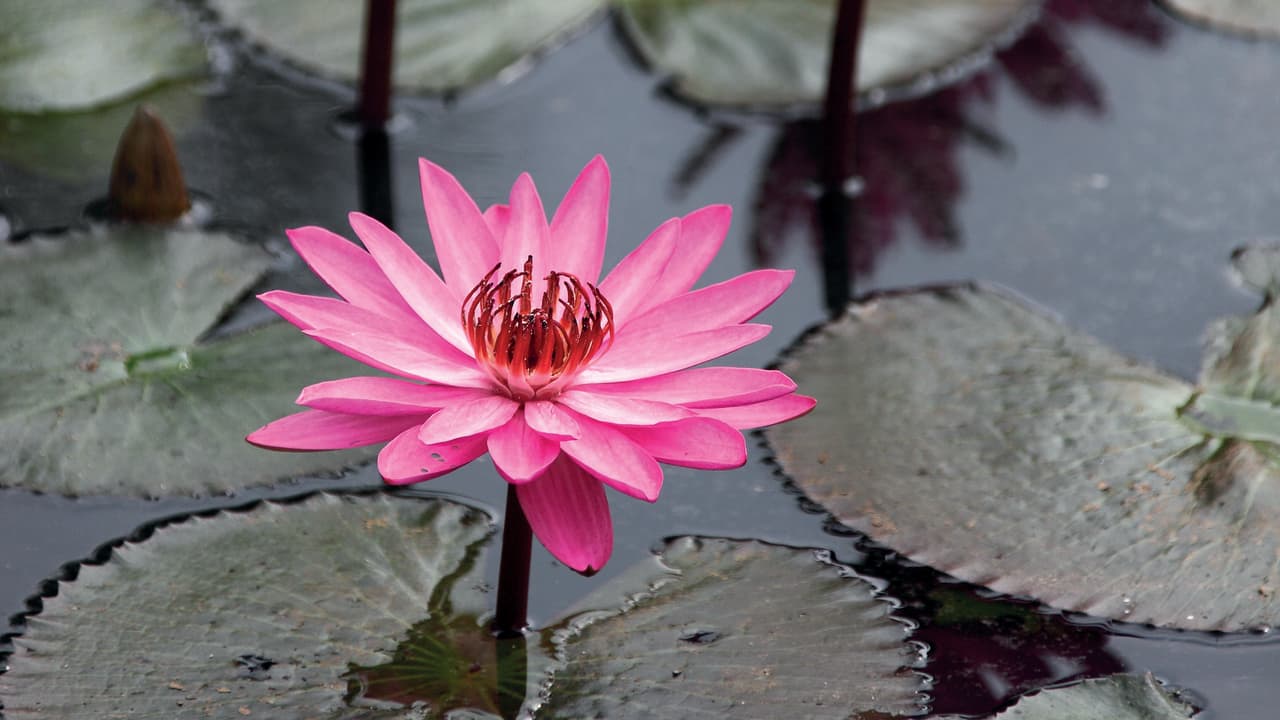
(4, 0, 1280, 717)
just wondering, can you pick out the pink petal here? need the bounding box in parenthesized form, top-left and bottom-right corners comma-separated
(247, 410, 425, 450)
(483, 204, 510, 244)
(654, 204, 732, 301)
(378, 426, 488, 484)
(500, 173, 550, 289)
(303, 328, 491, 388)
(556, 390, 692, 426)
(623, 417, 747, 469)
(579, 324, 773, 384)
(598, 217, 679, 323)
(524, 400, 581, 440)
(560, 411, 663, 502)
(297, 377, 486, 415)
(549, 155, 609, 283)
(488, 410, 560, 483)
(417, 394, 518, 444)
(347, 211, 473, 354)
(418, 158, 500, 291)
(259, 290, 469, 364)
(516, 456, 612, 574)
(285, 226, 419, 323)
(695, 394, 817, 429)
(619, 269, 794, 342)
(576, 367, 796, 408)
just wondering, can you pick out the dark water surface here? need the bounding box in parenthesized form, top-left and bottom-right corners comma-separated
(4, 1, 1280, 717)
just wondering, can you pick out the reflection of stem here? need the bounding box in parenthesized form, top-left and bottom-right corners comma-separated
(358, 0, 397, 129)
(493, 485, 532, 637)
(495, 634, 529, 719)
(820, 0, 864, 192)
(357, 127, 395, 226)
(817, 190, 853, 316)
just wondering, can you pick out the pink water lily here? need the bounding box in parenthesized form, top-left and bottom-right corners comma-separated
(247, 156, 814, 573)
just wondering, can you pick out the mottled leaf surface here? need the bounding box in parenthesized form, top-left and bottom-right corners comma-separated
(0, 227, 374, 496)
(1162, 0, 1280, 37)
(768, 276, 1280, 631)
(615, 0, 1032, 109)
(541, 537, 924, 718)
(207, 0, 603, 93)
(0, 493, 510, 719)
(940, 673, 1197, 719)
(0, 0, 206, 112)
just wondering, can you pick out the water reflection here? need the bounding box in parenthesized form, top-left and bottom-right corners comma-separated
(741, 0, 1171, 296)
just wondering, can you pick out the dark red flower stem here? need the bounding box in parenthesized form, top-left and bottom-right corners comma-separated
(820, 0, 865, 192)
(493, 485, 532, 638)
(817, 0, 865, 316)
(358, 0, 397, 129)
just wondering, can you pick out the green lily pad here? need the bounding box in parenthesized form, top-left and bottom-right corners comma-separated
(767, 259, 1280, 631)
(541, 537, 925, 718)
(206, 0, 604, 94)
(615, 0, 1033, 110)
(939, 674, 1197, 719)
(1161, 0, 1280, 37)
(0, 226, 375, 496)
(0, 492, 539, 719)
(0, 0, 206, 112)
(0, 82, 204, 182)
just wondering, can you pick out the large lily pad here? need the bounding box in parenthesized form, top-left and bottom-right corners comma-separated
(541, 537, 925, 718)
(768, 251, 1280, 631)
(0, 226, 375, 496)
(939, 674, 1197, 719)
(0, 492, 528, 719)
(0, 0, 206, 112)
(616, 0, 1033, 110)
(206, 0, 604, 94)
(1161, 0, 1280, 38)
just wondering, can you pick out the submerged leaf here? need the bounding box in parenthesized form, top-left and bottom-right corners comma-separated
(542, 537, 925, 718)
(768, 280, 1280, 631)
(206, 0, 604, 93)
(615, 0, 1033, 109)
(1162, 0, 1280, 37)
(0, 227, 375, 496)
(0, 493, 533, 719)
(0, 0, 206, 112)
(941, 673, 1197, 719)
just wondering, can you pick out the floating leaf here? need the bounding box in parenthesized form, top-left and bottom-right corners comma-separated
(0, 0, 206, 112)
(0, 227, 375, 496)
(615, 0, 1033, 110)
(541, 537, 924, 718)
(768, 276, 1280, 631)
(1161, 0, 1280, 37)
(939, 673, 1197, 719)
(0, 82, 203, 182)
(0, 493, 539, 719)
(207, 0, 604, 93)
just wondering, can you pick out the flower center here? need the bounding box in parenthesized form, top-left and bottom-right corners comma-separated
(462, 256, 613, 399)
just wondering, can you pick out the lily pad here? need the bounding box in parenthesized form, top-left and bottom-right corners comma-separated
(206, 0, 604, 94)
(939, 673, 1197, 719)
(0, 0, 206, 112)
(1161, 0, 1280, 38)
(541, 537, 925, 718)
(0, 226, 375, 496)
(0, 83, 204, 182)
(0, 492, 527, 719)
(615, 0, 1034, 110)
(767, 266, 1280, 631)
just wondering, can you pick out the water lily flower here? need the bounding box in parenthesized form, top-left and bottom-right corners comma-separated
(247, 156, 814, 573)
